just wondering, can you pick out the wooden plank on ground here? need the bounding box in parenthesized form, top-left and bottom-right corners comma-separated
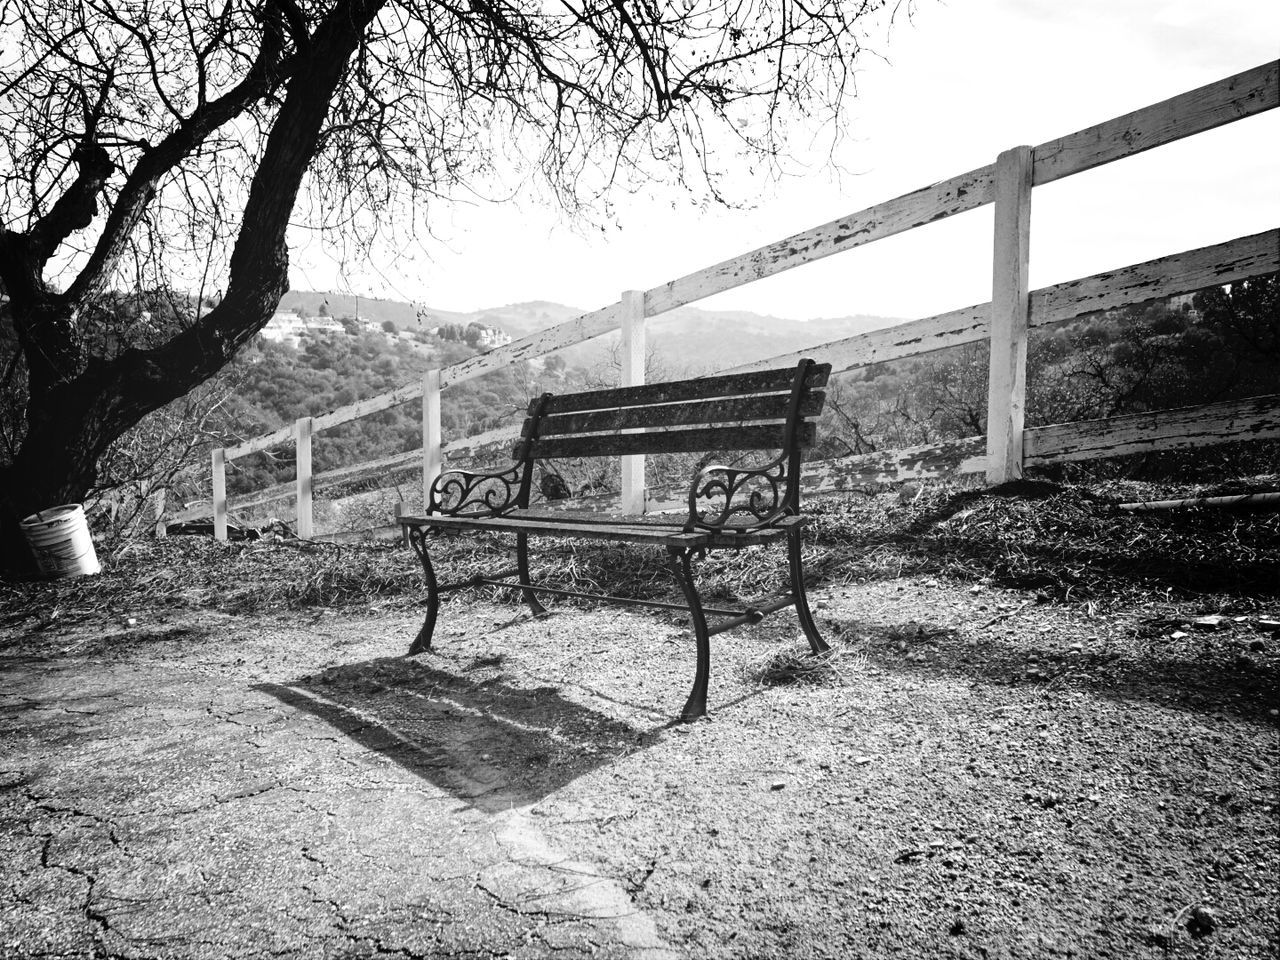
(1024, 395, 1280, 463)
(165, 501, 215, 524)
(1033, 61, 1278, 185)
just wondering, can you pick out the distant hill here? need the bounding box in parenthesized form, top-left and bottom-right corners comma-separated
(281, 290, 905, 371)
(644, 307, 900, 372)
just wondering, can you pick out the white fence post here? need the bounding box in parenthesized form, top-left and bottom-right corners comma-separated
(985, 145, 1034, 484)
(620, 289, 646, 515)
(422, 368, 442, 508)
(296, 416, 313, 538)
(212, 448, 227, 541)
(152, 486, 167, 538)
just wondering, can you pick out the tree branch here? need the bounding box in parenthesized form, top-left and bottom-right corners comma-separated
(62, 2, 297, 306)
(108, 0, 389, 412)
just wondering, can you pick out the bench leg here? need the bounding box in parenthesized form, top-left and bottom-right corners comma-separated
(516, 532, 547, 617)
(406, 526, 439, 655)
(667, 546, 710, 722)
(788, 526, 829, 655)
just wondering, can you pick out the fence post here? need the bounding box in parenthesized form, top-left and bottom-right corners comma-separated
(422, 368, 442, 509)
(620, 289, 646, 515)
(985, 145, 1034, 484)
(394, 500, 409, 546)
(152, 486, 167, 539)
(296, 416, 313, 538)
(212, 448, 227, 541)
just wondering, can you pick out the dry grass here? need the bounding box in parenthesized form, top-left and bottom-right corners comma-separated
(743, 645, 867, 687)
(3, 478, 1276, 634)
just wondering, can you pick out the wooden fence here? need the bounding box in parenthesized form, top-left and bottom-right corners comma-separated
(164, 61, 1280, 538)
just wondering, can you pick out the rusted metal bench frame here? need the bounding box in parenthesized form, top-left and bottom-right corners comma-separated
(398, 358, 831, 721)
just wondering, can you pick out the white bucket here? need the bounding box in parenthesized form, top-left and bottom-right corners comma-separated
(19, 504, 101, 578)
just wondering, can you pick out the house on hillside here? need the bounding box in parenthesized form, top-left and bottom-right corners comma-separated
(472, 325, 512, 349)
(428, 321, 512, 349)
(259, 312, 306, 348)
(304, 315, 344, 337)
(259, 311, 344, 348)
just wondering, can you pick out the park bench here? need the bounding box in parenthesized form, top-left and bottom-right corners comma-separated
(398, 358, 832, 721)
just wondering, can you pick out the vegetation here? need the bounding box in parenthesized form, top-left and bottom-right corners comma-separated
(221, 327, 555, 495)
(3, 277, 1273, 537)
(0, 0, 892, 573)
(817, 276, 1278, 480)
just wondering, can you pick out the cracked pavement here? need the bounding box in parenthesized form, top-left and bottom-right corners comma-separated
(3, 581, 1277, 959)
(1, 609, 680, 960)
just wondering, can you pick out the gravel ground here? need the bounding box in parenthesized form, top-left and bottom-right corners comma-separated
(2, 557, 1277, 959)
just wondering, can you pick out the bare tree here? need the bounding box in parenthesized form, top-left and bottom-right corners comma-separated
(0, 0, 894, 569)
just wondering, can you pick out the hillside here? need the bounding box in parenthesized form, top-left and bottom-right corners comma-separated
(219, 278, 1277, 506)
(278, 290, 904, 371)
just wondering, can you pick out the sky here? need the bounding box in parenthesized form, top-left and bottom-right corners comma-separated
(289, 0, 1279, 323)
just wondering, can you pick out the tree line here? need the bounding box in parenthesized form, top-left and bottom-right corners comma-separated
(815, 276, 1278, 479)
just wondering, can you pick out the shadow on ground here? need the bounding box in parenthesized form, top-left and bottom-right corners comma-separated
(806, 484, 1280, 599)
(826, 614, 1280, 725)
(256, 655, 661, 812)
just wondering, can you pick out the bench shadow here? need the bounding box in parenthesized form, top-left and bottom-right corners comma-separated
(254, 656, 664, 812)
(828, 615, 1279, 726)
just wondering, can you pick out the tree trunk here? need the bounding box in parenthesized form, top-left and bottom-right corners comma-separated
(1, 354, 149, 574)
(0, 0, 388, 578)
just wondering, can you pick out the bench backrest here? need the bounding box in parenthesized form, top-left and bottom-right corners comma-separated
(513, 360, 830, 461)
(512, 359, 830, 528)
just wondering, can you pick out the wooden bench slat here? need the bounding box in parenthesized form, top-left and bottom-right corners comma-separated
(538, 391, 825, 436)
(402, 513, 709, 546)
(404, 358, 832, 721)
(520, 422, 816, 460)
(537, 363, 831, 415)
(399, 511, 797, 547)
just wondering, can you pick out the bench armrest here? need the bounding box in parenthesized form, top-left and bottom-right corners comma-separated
(686, 454, 793, 532)
(429, 464, 526, 517)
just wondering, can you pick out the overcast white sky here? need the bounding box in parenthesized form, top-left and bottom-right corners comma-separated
(291, 0, 1279, 322)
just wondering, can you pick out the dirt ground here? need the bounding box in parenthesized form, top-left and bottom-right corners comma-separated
(2, 550, 1277, 959)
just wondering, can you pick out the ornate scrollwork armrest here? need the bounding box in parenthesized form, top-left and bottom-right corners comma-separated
(429, 464, 525, 517)
(686, 454, 791, 532)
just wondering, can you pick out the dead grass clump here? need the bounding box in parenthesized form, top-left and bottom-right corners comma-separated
(3, 477, 1275, 632)
(801, 478, 1279, 603)
(745, 646, 861, 687)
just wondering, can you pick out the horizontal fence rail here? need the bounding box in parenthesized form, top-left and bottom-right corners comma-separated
(169, 61, 1280, 537)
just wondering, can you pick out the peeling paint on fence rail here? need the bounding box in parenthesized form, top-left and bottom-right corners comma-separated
(184, 62, 1279, 536)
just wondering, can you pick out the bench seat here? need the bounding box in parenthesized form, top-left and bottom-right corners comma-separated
(398, 510, 803, 548)
(399, 358, 831, 721)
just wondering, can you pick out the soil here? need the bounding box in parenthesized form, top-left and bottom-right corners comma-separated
(2, 484, 1278, 959)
